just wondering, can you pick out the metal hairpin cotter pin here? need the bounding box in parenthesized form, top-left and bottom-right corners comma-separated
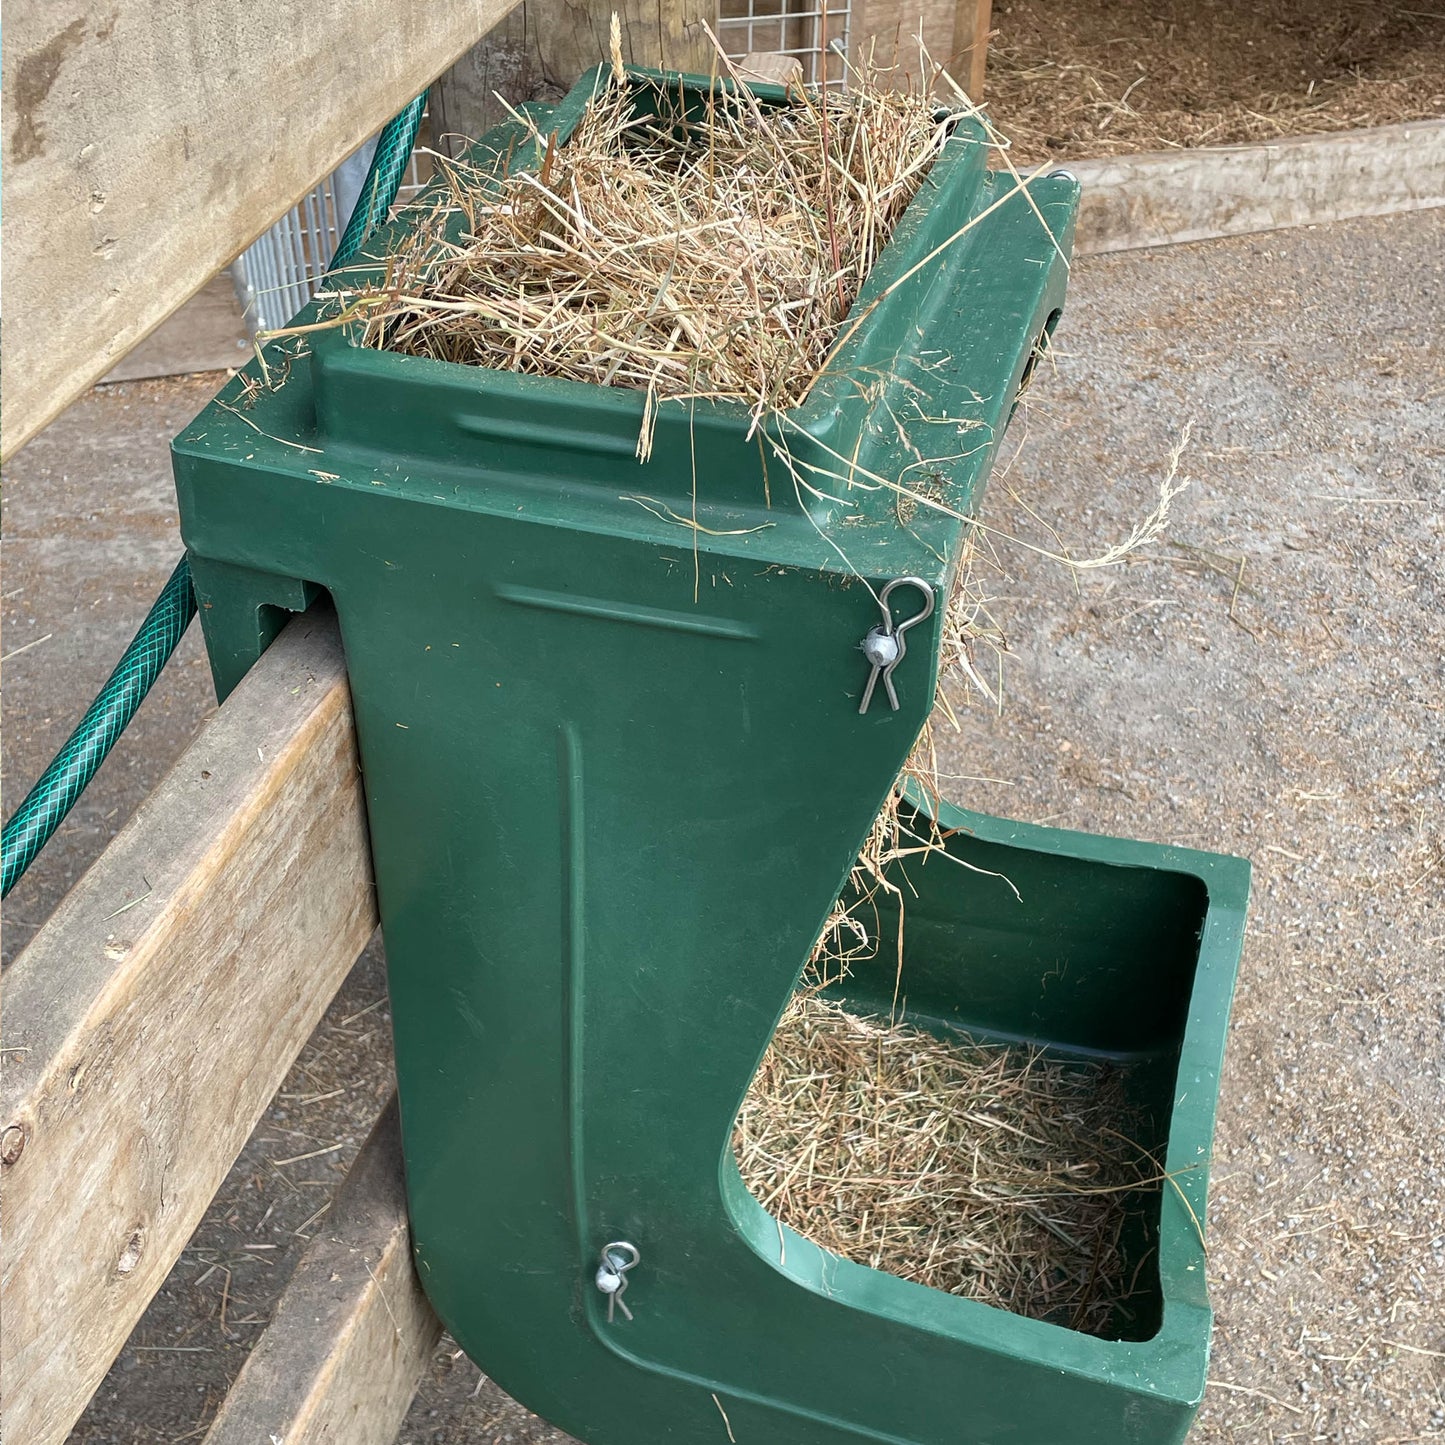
(858, 577, 936, 715)
(594, 1241, 640, 1323)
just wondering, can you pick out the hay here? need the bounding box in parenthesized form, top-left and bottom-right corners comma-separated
(344, 58, 957, 444)
(733, 988, 1160, 1336)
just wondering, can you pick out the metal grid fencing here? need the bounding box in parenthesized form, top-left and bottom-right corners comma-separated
(717, 0, 851, 85)
(232, 132, 430, 335)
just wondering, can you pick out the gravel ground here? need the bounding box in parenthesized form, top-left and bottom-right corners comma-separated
(3, 207, 1441, 1445)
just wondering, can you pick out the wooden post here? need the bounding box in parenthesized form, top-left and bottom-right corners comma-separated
(430, 0, 714, 152)
(845, 0, 956, 90)
(953, 0, 991, 98)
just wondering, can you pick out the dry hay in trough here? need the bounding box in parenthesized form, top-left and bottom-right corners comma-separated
(339, 43, 958, 454)
(733, 987, 1162, 1336)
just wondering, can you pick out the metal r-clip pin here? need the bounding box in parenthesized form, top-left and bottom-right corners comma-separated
(858, 577, 936, 715)
(594, 1241, 639, 1323)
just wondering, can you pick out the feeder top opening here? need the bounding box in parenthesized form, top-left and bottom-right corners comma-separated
(338, 64, 972, 429)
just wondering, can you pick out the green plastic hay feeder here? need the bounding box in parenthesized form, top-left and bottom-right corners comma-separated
(173, 67, 1247, 1445)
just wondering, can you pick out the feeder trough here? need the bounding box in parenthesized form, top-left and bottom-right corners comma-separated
(173, 66, 1248, 1445)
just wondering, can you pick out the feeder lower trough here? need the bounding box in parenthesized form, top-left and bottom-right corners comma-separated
(173, 65, 1247, 1445)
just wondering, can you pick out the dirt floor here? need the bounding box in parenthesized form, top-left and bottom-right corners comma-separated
(3, 207, 1442, 1444)
(985, 0, 1445, 160)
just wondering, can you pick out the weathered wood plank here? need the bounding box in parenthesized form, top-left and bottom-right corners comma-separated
(737, 52, 805, 86)
(430, 0, 712, 149)
(951, 0, 991, 98)
(1071, 119, 1445, 256)
(1, 1, 519, 460)
(202, 1097, 442, 1445)
(0, 610, 379, 1445)
(100, 273, 250, 384)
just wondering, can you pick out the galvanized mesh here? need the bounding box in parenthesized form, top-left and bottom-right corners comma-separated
(717, 0, 851, 85)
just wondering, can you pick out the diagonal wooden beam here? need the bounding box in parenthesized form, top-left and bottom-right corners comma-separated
(1, 1, 521, 460)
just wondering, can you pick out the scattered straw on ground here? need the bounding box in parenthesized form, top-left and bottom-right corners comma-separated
(734, 990, 1160, 1335)
(347, 59, 955, 442)
(986, 0, 1444, 162)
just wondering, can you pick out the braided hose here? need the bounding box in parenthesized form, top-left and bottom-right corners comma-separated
(333, 93, 427, 269)
(1, 559, 196, 896)
(1, 97, 425, 898)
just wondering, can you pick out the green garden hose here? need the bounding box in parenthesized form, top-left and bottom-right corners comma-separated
(1, 559, 197, 896)
(333, 94, 426, 269)
(1, 95, 426, 899)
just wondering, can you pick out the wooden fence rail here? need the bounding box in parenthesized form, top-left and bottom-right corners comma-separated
(1, 612, 384, 1445)
(202, 1097, 443, 1445)
(0, 1, 520, 460)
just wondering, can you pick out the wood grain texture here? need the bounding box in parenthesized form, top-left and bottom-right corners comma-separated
(0, 611, 379, 1445)
(430, 0, 712, 151)
(952, 0, 990, 97)
(1071, 119, 1445, 255)
(848, 0, 957, 89)
(202, 1097, 442, 1445)
(738, 52, 805, 85)
(1, 0, 517, 460)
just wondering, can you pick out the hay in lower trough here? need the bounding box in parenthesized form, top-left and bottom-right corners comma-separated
(733, 989, 1161, 1337)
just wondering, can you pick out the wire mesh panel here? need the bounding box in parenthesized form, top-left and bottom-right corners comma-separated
(233, 133, 431, 335)
(717, 0, 851, 85)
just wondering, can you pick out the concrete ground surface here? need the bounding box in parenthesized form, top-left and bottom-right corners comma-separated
(2, 207, 1441, 1444)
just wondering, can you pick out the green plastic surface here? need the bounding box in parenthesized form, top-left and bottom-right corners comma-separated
(173, 67, 1247, 1445)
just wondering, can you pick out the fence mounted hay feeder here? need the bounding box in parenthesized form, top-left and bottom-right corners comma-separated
(173, 59, 1246, 1445)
